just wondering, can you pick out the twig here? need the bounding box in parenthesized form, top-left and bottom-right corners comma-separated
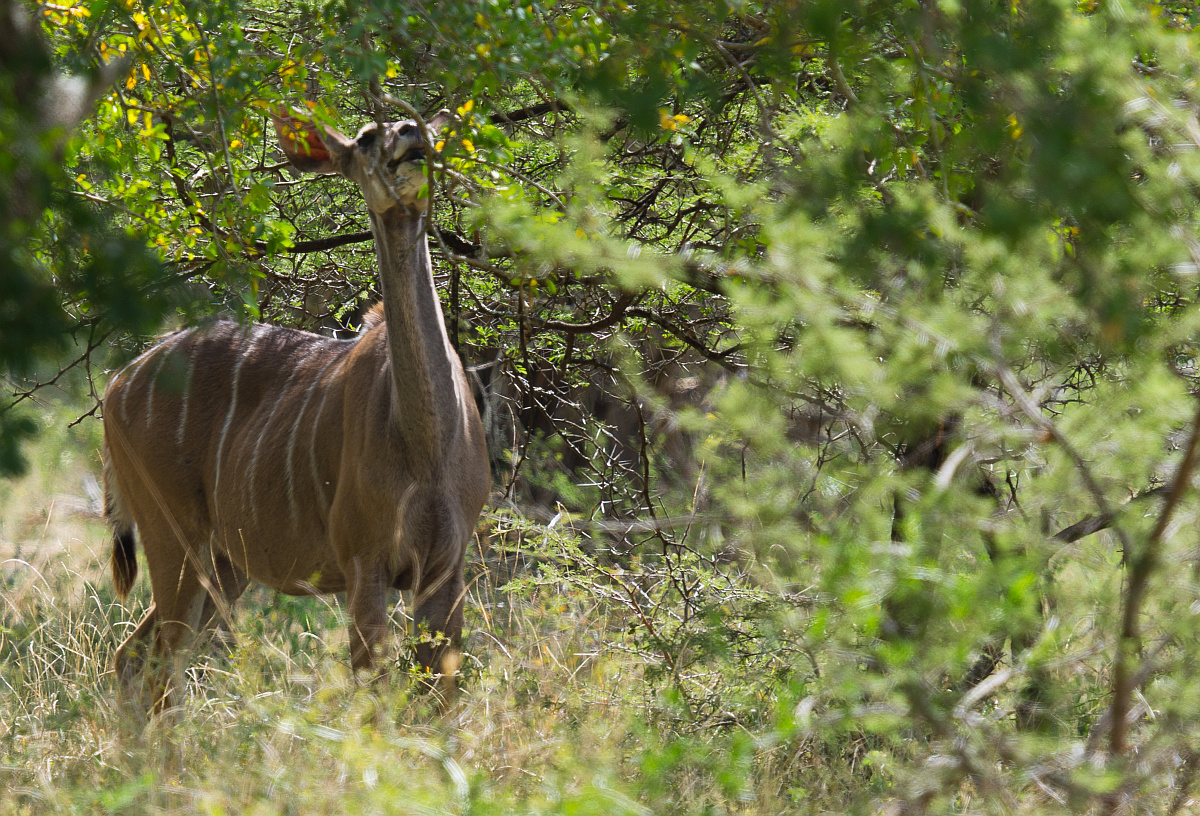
(6, 326, 110, 411)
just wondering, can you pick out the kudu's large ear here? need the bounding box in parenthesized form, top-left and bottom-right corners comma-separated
(271, 107, 355, 174)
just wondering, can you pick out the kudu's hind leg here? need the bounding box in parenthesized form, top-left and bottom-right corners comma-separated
(147, 575, 209, 714)
(115, 604, 157, 708)
(117, 519, 210, 715)
(115, 586, 208, 714)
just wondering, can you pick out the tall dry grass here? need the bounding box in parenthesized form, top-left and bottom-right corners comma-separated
(0, 427, 810, 815)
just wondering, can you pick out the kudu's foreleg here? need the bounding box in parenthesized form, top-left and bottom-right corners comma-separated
(414, 567, 466, 682)
(197, 554, 249, 652)
(346, 558, 389, 676)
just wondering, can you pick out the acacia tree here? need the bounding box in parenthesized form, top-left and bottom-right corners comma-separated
(19, 0, 1200, 810)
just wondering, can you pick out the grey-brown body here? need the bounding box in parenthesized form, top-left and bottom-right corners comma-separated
(102, 107, 489, 712)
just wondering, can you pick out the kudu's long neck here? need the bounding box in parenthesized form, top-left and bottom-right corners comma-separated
(369, 208, 462, 471)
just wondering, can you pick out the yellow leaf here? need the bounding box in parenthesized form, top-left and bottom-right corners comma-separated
(462, 138, 474, 152)
(125, 72, 137, 90)
(435, 140, 445, 152)
(230, 139, 242, 149)
(142, 63, 150, 80)
(127, 108, 138, 125)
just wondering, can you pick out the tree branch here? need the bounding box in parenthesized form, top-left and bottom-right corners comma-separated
(528, 292, 635, 334)
(284, 230, 373, 254)
(1108, 397, 1200, 763)
(488, 101, 570, 125)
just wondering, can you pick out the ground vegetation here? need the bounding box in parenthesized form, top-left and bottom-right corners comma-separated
(6, 0, 1200, 812)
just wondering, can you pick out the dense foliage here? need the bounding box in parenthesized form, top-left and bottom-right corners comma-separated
(0, 0, 167, 475)
(6, 0, 1200, 811)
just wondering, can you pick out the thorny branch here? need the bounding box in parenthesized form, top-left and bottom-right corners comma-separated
(4, 324, 111, 414)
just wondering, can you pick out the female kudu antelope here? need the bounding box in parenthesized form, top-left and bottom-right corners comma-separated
(102, 106, 490, 711)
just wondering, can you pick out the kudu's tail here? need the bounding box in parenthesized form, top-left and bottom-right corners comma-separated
(102, 440, 138, 598)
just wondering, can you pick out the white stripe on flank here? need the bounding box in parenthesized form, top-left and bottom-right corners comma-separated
(449, 359, 467, 447)
(286, 346, 342, 533)
(307, 354, 351, 513)
(176, 338, 197, 446)
(144, 331, 187, 428)
(118, 342, 163, 422)
(214, 328, 261, 526)
(247, 345, 316, 531)
(373, 358, 389, 411)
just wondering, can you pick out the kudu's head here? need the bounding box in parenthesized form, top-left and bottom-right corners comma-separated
(273, 107, 453, 214)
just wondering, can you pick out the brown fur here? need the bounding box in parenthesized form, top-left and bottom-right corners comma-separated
(103, 107, 488, 713)
(359, 301, 386, 333)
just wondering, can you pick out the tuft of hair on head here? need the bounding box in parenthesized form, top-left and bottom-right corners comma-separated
(359, 302, 386, 334)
